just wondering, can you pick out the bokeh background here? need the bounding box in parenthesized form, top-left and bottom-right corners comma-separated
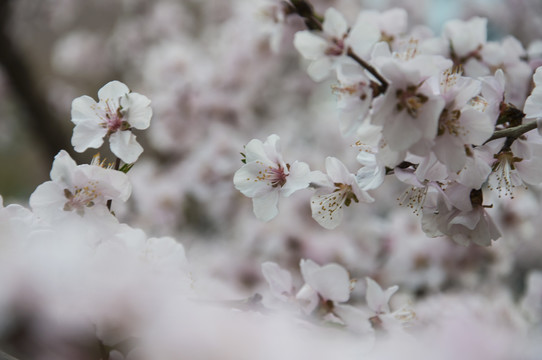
(1, 0, 542, 299)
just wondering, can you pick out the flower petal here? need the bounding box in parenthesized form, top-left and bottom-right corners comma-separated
(323, 8, 348, 39)
(252, 191, 279, 221)
(121, 92, 152, 130)
(294, 31, 328, 61)
(97, 80, 130, 101)
(71, 122, 108, 153)
(233, 162, 274, 197)
(109, 131, 143, 164)
(50, 150, 78, 185)
(71, 95, 99, 125)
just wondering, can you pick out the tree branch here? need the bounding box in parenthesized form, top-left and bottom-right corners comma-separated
(485, 120, 538, 143)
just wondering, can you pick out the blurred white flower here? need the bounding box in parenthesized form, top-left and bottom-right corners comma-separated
(296, 259, 351, 314)
(29, 150, 131, 219)
(293, 7, 379, 81)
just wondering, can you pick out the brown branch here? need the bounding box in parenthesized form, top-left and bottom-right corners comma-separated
(347, 47, 388, 95)
(485, 120, 537, 143)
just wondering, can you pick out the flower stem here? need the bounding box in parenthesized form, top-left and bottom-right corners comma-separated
(106, 157, 122, 211)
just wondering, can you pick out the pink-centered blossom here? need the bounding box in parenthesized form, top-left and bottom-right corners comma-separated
(293, 7, 380, 81)
(71, 81, 152, 164)
(29, 150, 131, 219)
(371, 54, 451, 160)
(233, 134, 311, 221)
(427, 69, 494, 173)
(421, 187, 500, 246)
(310, 157, 373, 230)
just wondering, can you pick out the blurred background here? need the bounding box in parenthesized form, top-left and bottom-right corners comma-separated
(1, 0, 542, 298)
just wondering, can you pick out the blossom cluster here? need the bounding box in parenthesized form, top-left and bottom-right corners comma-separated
(1, 0, 542, 359)
(234, 1, 542, 247)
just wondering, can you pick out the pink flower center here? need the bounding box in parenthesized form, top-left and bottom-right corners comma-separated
(268, 165, 288, 188)
(325, 38, 345, 56)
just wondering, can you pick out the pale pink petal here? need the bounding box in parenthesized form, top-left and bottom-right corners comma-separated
(29, 181, 65, 214)
(233, 162, 274, 197)
(310, 192, 344, 230)
(308, 263, 350, 302)
(307, 57, 333, 82)
(293, 31, 327, 60)
(322, 8, 347, 39)
(121, 92, 152, 130)
(262, 262, 293, 301)
(109, 130, 143, 164)
(300, 259, 320, 283)
(347, 21, 380, 58)
(281, 161, 311, 197)
(461, 108, 493, 145)
(252, 191, 279, 221)
(50, 150, 78, 185)
(71, 95, 99, 125)
(295, 283, 319, 314)
(71, 121, 107, 153)
(325, 157, 351, 184)
(97, 80, 130, 101)
(366, 277, 398, 314)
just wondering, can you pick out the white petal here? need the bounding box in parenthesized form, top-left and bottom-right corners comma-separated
(307, 57, 333, 82)
(293, 31, 327, 60)
(523, 89, 542, 119)
(295, 284, 319, 314)
(121, 92, 152, 130)
(71, 95, 99, 125)
(310, 191, 344, 230)
(325, 157, 351, 184)
(308, 263, 351, 302)
(300, 259, 320, 282)
(366, 277, 397, 314)
(71, 122, 107, 153)
(233, 162, 273, 198)
(347, 21, 380, 58)
(252, 191, 279, 221)
(244, 134, 281, 165)
(449, 209, 481, 230)
(281, 161, 311, 197)
(385, 116, 422, 152)
(29, 181, 65, 215)
(109, 131, 143, 164)
(261, 262, 293, 301)
(50, 150, 77, 185)
(433, 134, 467, 173)
(460, 108, 493, 145)
(323, 8, 348, 39)
(97, 80, 130, 101)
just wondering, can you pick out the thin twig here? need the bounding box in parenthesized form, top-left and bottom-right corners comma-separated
(347, 47, 389, 95)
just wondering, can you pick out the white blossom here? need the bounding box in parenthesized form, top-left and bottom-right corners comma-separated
(71, 81, 152, 163)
